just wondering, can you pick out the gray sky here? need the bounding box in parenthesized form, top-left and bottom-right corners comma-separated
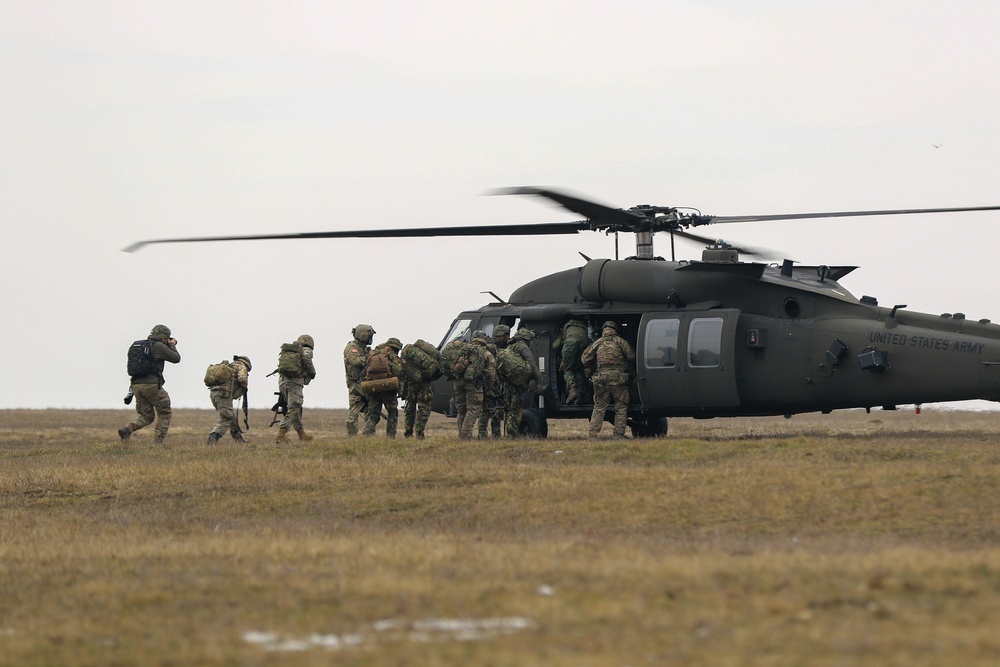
(4, 1, 1000, 410)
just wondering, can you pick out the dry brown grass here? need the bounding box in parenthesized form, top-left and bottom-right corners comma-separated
(2, 407, 1000, 666)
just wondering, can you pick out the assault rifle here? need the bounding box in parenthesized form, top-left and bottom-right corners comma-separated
(269, 391, 287, 427)
(241, 391, 250, 430)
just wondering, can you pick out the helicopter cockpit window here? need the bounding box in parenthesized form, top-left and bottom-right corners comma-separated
(644, 318, 679, 368)
(441, 318, 472, 348)
(688, 317, 723, 368)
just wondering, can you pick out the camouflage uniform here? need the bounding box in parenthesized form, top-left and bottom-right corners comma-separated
(402, 378, 433, 439)
(477, 335, 503, 439)
(278, 334, 317, 441)
(454, 335, 494, 439)
(363, 339, 403, 437)
(498, 327, 542, 439)
(584, 323, 635, 438)
(344, 324, 374, 436)
(555, 319, 590, 404)
(208, 356, 252, 444)
(119, 324, 180, 444)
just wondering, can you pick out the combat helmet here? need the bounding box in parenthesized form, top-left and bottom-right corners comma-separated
(352, 324, 375, 344)
(493, 324, 511, 337)
(233, 355, 252, 371)
(385, 337, 402, 351)
(472, 329, 488, 345)
(602, 321, 619, 332)
(296, 334, 315, 349)
(149, 324, 172, 339)
(515, 328, 536, 341)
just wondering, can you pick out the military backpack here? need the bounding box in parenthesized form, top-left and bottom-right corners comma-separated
(462, 343, 486, 382)
(277, 341, 304, 377)
(496, 345, 533, 387)
(204, 360, 234, 387)
(399, 340, 441, 383)
(440, 339, 471, 380)
(364, 346, 394, 381)
(126, 339, 157, 379)
(360, 345, 400, 395)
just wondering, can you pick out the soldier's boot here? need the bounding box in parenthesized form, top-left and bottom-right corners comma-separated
(346, 423, 358, 436)
(117, 426, 131, 442)
(275, 428, 288, 444)
(404, 428, 413, 438)
(296, 428, 314, 442)
(415, 430, 425, 440)
(230, 430, 248, 443)
(154, 435, 166, 445)
(565, 387, 580, 405)
(207, 432, 222, 446)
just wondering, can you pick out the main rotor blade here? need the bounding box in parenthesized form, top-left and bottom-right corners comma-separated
(123, 220, 592, 253)
(491, 186, 649, 227)
(697, 205, 1000, 226)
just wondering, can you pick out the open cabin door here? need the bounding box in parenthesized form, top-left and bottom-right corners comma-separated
(636, 310, 741, 410)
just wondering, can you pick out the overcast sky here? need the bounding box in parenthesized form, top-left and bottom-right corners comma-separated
(3, 1, 1000, 411)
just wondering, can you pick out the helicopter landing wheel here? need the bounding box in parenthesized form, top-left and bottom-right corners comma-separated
(519, 409, 548, 439)
(630, 416, 669, 439)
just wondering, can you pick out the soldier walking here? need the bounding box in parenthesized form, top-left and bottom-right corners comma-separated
(400, 341, 436, 440)
(206, 355, 252, 445)
(555, 318, 591, 404)
(476, 330, 503, 439)
(118, 324, 180, 444)
(582, 321, 635, 439)
(496, 326, 542, 439)
(363, 338, 403, 437)
(276, 334, 316, 443)
(344, 324, 374, 436)
(453, 333, 494, 439)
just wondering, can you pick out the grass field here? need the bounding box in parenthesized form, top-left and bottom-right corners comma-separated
(2, 407, 1000, 666)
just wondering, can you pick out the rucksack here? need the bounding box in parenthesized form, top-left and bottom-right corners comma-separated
(364, 346, 394, 381)
(462, 343, 486, 382)
(277, 342, 304, 377)
(401, 339, 442, 382)
(126, 339, 157, 379)
(204, 360, 234, 387)
(440, 339, 471, 380)
(496, 345, 533, 387)
(398, 347, 425, 384)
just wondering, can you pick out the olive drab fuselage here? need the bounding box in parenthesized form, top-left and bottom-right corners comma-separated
(430, 256, 1000, 431)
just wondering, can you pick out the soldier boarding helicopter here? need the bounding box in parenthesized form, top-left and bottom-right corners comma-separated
(125, 187, 1000, 438)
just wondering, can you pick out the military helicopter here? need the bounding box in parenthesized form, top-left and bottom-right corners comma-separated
(125, 187, 1000, 438)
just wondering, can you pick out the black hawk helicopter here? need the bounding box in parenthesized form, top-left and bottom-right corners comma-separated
(125, 187, 1000, 438)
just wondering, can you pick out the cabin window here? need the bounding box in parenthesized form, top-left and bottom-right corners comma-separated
(644, 318, 679, 368)
(440, 318, 472, 348)
(688, 317, 723, 368)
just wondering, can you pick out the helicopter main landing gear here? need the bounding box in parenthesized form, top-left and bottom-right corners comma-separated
(629, 416, 669, 439)
(518, 408, 549, 439)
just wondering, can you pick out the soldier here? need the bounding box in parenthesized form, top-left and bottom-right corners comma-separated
(344, 324, 375, 436)
(276, 334, 317, 443)
(363, 338, 403, 437)
(497, 327, 542, 439)
(401, 375, 433, 440)
(453, 333, 493, 439)
(554, 318, 591, 404)
(118, 324, 181, 444)
(476, 330, 503, 439)
(400, 341, 436, 440)
(583, 321, 635, 439)
(206, 356, 252, 445)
